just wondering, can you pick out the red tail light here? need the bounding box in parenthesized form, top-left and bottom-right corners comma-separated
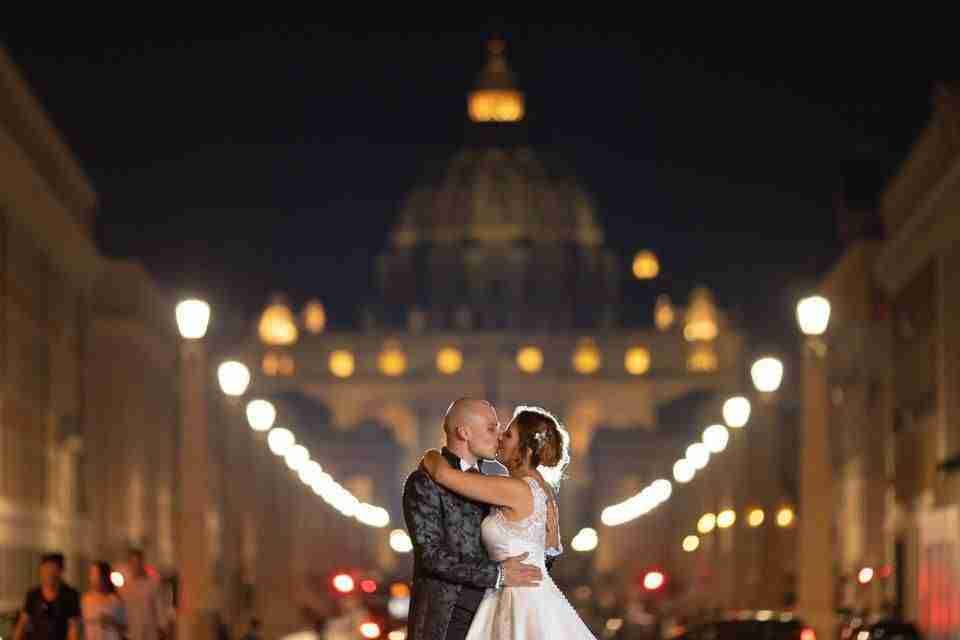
(800, 628, 816, 640)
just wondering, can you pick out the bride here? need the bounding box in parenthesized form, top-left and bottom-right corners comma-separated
(421, 406, 596, 640)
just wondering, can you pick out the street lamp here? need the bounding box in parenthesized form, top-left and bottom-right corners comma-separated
(356, 504, 390, 528)
(795, 294, 833, 638)
(246, 399, 276, 432)
(751, 357, 784, 393)
(176, 299, 210, 339)
(175, 298, 214, 640)
(331, 491, 360, 518)
(797, 296, 831, 337)
(572, 527, 599, 552)
(723, 396, 751, 428)
(310, 472, 334, 496)
(284, 445, 310, 471)
(267, 428, 295, 456)
(651, 479, 673, 503)
(673, 458, 695, 484)
(640, 487, 657, 511)
(686, 443, 710, 470)
(299, 461, 323, 485)
(217, 361, 251, 396)
(703, 424, 730, 453)
(390, 529, 413, 553)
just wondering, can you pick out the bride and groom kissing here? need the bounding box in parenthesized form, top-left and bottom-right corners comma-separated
(402, 398, 596, 640)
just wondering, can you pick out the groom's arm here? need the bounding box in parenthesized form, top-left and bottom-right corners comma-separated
(545, 490, 562, 572)
(403, 470, 500, 590)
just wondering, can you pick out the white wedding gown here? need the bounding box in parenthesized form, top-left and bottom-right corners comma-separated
(466, 477, 597, 640)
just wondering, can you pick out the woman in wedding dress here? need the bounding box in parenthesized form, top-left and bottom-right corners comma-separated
(421, 406, 597, 640)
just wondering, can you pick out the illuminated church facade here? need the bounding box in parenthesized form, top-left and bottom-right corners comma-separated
(238, 40, 760, 596)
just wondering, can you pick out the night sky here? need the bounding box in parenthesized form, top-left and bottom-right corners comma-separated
(1, 27, 935, 346)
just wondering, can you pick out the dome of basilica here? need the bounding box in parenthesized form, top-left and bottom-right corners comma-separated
(373, 39, 619, 330)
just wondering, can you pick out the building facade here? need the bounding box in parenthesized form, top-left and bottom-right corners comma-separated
(874, 80, 960, 637)
(0, 47, 313, 640)
(797, 81, 960, 638)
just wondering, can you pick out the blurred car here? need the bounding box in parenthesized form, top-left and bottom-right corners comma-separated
(677, 617, 816, 639)
(848, 620, 921, 640)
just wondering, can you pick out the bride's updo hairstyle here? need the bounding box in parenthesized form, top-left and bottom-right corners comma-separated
(512, 406, 571, 476)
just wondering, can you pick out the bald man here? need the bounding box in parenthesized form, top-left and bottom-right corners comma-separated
(403, 399, 542, 640)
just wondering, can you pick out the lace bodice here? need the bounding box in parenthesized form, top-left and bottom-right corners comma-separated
(468, 477, 596, 639)
(481, 477, 562, 567)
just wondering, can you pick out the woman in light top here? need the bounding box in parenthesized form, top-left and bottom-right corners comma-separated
(81, 562, 126, 640)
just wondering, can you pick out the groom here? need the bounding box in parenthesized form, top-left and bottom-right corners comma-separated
(402, 398, 547, 640)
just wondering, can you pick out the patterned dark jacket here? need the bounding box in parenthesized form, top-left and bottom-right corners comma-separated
(403, 449, 498, 640)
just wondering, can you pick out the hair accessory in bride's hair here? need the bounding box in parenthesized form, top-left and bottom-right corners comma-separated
(532, 430, 547, 450)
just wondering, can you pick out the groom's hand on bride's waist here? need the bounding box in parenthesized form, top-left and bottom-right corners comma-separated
(500, 552, 542, 587)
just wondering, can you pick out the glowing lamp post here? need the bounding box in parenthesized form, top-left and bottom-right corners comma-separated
(703, 424, 730, 453)
(267, 428, 295, 456)
(571, 528, 599, 552)
(751, 357, 784, 393)
(723, 396, 751, 428)
(246, 399, 276, 432)
(176, 299, 210, 340)
(686, 443, 710, 470)
(673, 458, 695, 484)
(217, 361, 250, 397)
(175, 299, 218, 640)
(795, 293, 835, 638)
(797, 296, 831, 337)
(390, 530, 413, 553)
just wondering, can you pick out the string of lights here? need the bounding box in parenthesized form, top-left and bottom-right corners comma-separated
(247, 398, 391, 528)
(598, 294, 832, 529)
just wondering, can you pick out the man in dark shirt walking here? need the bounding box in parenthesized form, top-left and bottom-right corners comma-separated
(13, 553, 81, 640)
